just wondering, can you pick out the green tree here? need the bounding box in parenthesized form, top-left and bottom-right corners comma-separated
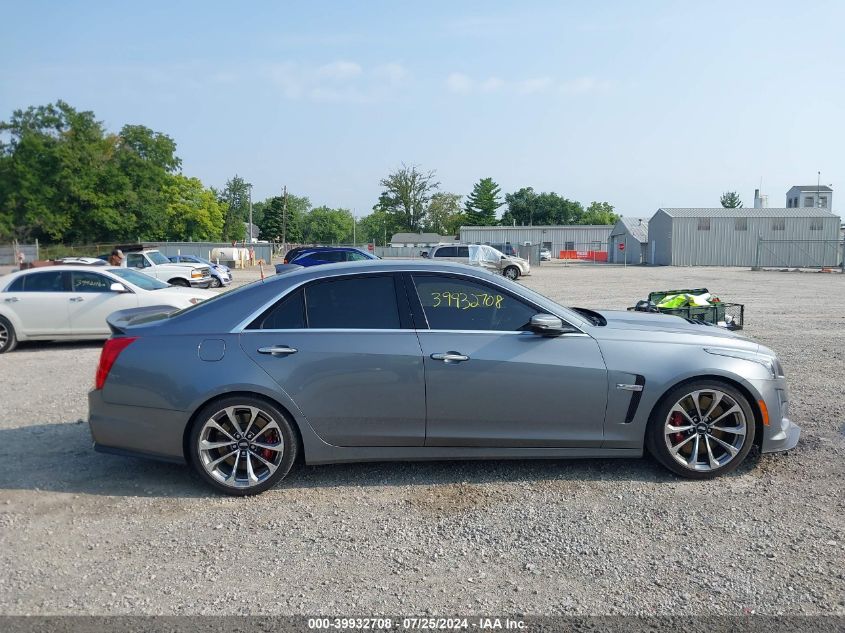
(464, 177, 502, 225)
(219, 175, 249, 241)
(357, 206, 402, 246)
(501, 187, 585, 225)
(581, 201, 620, 225)
(426, 192, 464, 236)
(259, 193, 310, 243)
(163, 174, 224, 241)
(377, 163, 440, 231)
(720, 191, 743, 208)
(303, 206, 354, 243)
(113, 124, 181, 240)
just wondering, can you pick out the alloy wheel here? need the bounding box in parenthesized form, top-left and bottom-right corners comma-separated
(0, 322, 8, 350)
(663, 389, 747, 472)
(197, 405, 285, 489)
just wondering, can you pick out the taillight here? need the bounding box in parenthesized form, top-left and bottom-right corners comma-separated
(95, 337, 137, 390)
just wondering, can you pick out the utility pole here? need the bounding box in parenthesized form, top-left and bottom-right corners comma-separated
(281, 186, 287, 249)
(247, 184, 254, 244)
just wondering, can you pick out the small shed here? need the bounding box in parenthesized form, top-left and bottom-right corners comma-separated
(648, 207, 841, 266)
(609, 218, 649, 264)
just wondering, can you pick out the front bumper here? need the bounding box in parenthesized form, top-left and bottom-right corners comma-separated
(750, 378, 801, 453)
(189, 278, 212, 288)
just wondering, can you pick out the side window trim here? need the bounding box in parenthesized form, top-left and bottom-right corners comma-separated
(409, 272, 564, 332)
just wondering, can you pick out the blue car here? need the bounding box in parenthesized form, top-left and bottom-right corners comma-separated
(169, 255, 232, 288)
(289, 247, 377, 267)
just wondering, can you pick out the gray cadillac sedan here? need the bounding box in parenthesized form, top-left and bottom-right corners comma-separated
(88, 260, 799, 495)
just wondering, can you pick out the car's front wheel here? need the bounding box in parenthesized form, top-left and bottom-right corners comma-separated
(188, 397, 298, 495)
(503, 266, 520, 280)
(0, 316, 17, 354)
(209, 276, 222, 288)
(646, 381, 756, 478)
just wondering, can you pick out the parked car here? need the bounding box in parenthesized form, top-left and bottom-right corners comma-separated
(288, 247, 378, 267)
(169, 255, 232, 288)
(490, 242, 519, 257)
(88, 259, 799, 495)
(540, 249, 552, 261)
(427, 244, 530, 280)
(0, 266, 214, 353)
(124, 249, 213, 288)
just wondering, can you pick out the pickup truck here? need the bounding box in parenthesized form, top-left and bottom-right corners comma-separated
(124, 249, 213, 288)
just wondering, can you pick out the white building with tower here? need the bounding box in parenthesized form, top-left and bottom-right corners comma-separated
(786, 184, 832, 209)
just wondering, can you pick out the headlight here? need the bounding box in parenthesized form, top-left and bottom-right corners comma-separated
(704, 347, 784, 379)
(188, 297, 205, 305)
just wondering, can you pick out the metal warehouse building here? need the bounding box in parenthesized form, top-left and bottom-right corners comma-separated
(609, 217, 649, 264)
(648, 208, 842, 267)
(460, 225, 613, 256)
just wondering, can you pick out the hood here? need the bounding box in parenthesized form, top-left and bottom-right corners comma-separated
(592, 309, 756, 347)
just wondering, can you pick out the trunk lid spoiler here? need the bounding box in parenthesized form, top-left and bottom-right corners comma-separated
(106, 305, 181, 335)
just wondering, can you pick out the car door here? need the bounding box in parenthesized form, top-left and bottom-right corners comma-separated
(408, 272, 608, 447)
(3, 270, 72, 337)
(241, 273, 426, 446)
(68, 271, 139, 335)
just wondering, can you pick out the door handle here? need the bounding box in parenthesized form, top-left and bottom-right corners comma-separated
(430, 351, 470, 363)
(3, 297, 18, 303)
(258, 345, 298, 356)
(69, 296, 84, 302)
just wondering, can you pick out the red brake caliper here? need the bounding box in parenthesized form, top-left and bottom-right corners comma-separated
(671, 411, 685, 444)
(261, 430, 278, 461)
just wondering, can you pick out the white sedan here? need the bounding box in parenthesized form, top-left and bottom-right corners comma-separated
(0, 266, 215, 353)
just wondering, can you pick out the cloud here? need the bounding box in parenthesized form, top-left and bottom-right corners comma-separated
(316, 60, 363, 80)
(446, 72, 473, 95)
(263, 60, 409, 103)
(446, 72, 610, 97)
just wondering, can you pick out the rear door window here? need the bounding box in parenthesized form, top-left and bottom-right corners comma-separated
(306, 276, 400, 329)
(433, 247, 457, 258)
(18, 270, 68, 292)
(456, 246, 469, 258)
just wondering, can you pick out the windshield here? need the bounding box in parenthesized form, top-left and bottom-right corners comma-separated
(111, 268, 171, 290)
(147, 251, 170, 265)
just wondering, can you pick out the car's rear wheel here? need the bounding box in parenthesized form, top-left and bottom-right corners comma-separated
(646, 381, 756, 479)
(169, 278, 190, 287)
(0, 316, 17, 354)
(188, 397, 298, 495)
(503, 266, 520, 280)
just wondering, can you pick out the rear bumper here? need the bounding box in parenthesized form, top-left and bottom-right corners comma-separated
(88, 389, 188, 463)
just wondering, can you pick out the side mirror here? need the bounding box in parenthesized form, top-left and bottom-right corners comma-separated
(110, 282, 128, 293)
(501, 255, 507, 260)
(529, 313, 569, 336)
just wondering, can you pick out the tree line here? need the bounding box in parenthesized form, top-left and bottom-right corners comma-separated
(0, 101, 620, 246)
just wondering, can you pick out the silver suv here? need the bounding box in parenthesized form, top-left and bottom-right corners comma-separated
(427, 244, 530, 280)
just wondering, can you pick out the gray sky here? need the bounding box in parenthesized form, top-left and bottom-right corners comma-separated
(1, 0, 842, 216)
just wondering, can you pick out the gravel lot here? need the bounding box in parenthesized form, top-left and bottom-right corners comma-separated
(0, 262, 843, 616)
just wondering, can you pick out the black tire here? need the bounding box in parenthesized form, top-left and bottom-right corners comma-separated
(169, 278, 190, 287)
(188, 396, 298, 496)
(0, 316, 17, 354)
(646, 380, 756, 479)
(209, 276, 222, 288)
(503, 266, 520, 280)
